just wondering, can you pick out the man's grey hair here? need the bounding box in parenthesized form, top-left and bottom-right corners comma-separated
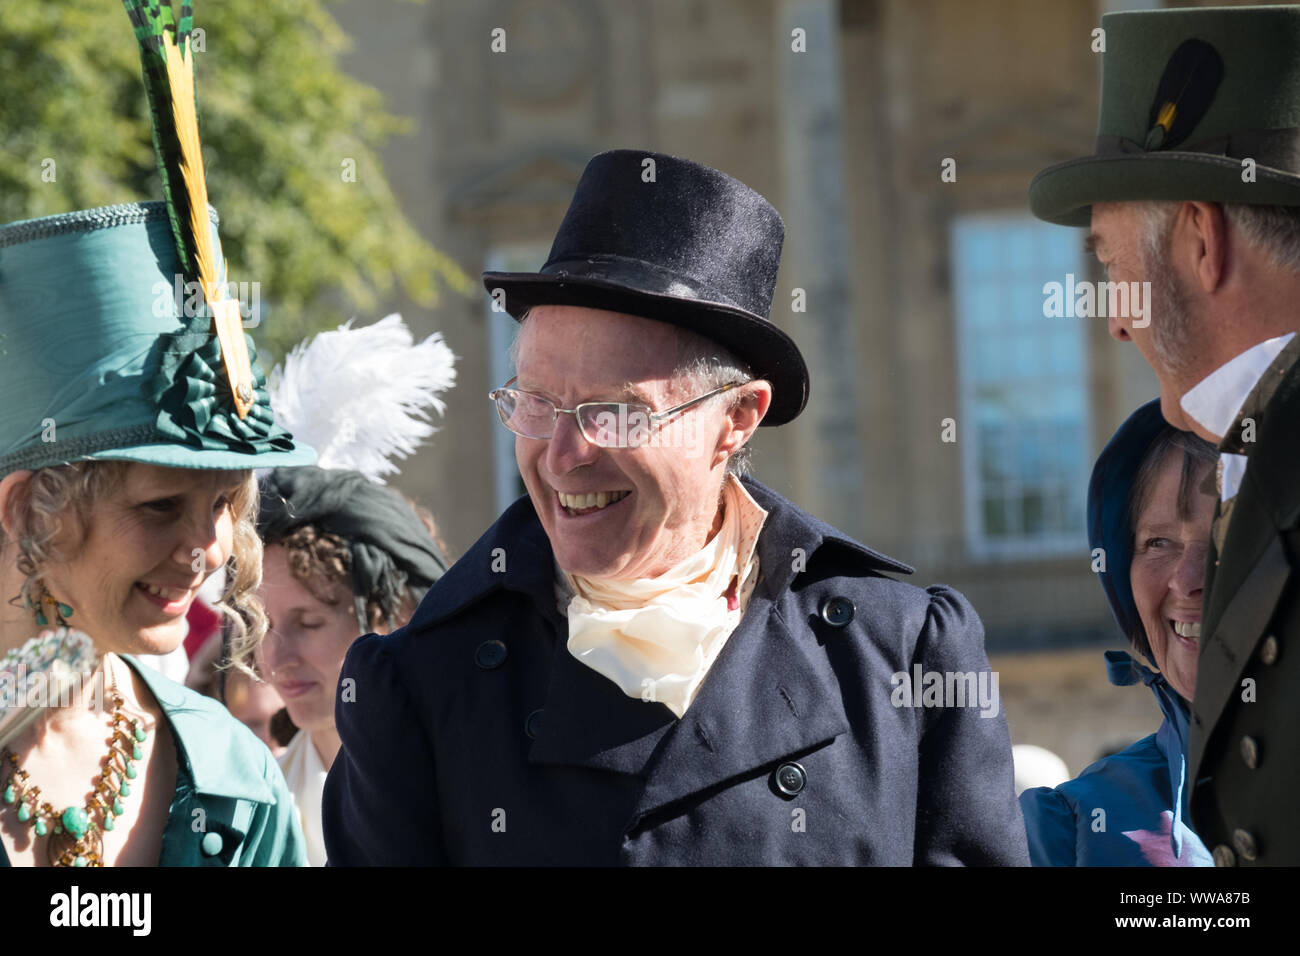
(508, 309, 758, 476)
(1137, 200, 1300, 273)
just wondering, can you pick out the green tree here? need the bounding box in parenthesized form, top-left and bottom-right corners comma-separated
(0, 1, 470, 359)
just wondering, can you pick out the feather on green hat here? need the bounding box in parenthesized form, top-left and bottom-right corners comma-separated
(0, 0, 315, 475)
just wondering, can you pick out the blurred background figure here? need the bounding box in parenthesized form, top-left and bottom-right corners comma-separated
(1020, 401, 1215, 866)
(253, 315, 454, 865)
(185, 575, 292, 760)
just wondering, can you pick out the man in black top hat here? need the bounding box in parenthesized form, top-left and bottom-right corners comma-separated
(321, 149, 1028, 865)
(1030, 5, 1300, 866)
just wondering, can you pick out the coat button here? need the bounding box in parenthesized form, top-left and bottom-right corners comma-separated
(475, 640, 508, 670)
(1240, 735, 1260, 770)
(774, 761, 806, 796)
(819, 596, 854, 628)
(1212, 844, 1237, 867)
(200, 832, 224, 857)
(1232, 828, 1258, 862)
(524, 708, 544, 739)
(1259, 635, 1279, 666)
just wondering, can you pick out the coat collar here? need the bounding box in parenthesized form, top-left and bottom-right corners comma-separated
(120, 654, 276, 805)
(412, 478, 913, 824)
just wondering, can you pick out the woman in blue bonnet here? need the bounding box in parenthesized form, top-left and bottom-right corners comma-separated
(1020, 400, 1216, 866)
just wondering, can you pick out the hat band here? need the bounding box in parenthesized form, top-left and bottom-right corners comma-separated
(1095, 127, 1300, 172)
(540, 255, 753, 316)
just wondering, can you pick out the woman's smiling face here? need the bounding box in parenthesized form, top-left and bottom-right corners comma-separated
(39, 463, 245, 657)
(1129, 448, 1216, 702)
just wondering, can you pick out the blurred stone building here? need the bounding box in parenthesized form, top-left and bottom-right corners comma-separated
(325, 0, 1267, 775)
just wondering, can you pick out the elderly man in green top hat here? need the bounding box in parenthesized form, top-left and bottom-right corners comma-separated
(0, 2, 313, 866)
(1031, 4, 1300, 866)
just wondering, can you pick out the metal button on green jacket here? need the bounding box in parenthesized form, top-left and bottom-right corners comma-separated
(0, 655, 305, 867)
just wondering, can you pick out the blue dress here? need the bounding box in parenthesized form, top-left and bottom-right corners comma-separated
(1020, 651, 1212, 867)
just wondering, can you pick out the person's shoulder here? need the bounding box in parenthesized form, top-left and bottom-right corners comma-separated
(122, 655, 282, 805)
(1054, 731, 1163, 803)
(1251, 347, 1300, 526)
(745, 478, 983, 653)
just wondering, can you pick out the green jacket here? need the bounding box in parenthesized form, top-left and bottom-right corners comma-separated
(1, 655, 305, 867)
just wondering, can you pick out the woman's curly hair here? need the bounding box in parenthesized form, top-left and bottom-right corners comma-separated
(265, 495, 448, 640)
(1, 460, 266, 665)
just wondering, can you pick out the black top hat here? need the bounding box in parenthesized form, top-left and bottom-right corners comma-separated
(482, 149, 809, 426)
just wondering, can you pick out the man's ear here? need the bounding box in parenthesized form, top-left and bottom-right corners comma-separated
(715, 381, 772, 466)
(0, 470, 33, 538)
(1183, 201, 1229, 294)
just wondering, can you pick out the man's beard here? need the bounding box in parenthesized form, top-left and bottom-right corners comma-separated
(1140, 227, 1200, 377)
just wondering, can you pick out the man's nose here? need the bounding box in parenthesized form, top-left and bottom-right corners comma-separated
(1108, 312, 1130, 342)
(545, 411, 601, 474)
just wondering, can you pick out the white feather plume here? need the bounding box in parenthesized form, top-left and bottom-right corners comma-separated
(266, 314, 456, 484)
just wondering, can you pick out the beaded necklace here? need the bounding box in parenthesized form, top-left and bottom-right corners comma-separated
(1, 657, 147, 867)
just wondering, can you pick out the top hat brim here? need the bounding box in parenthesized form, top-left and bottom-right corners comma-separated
(1030, 151, 1300, 227)
(483, 268, 810, 427)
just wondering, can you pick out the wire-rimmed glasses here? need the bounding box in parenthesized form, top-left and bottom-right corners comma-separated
(488, 377, 740, 449)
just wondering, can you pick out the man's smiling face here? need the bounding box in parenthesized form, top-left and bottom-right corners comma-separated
(512, 305, 735, 580)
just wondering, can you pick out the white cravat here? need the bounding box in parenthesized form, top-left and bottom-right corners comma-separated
(558, 475, 768, 718)
(1180, 332, 1296, 501)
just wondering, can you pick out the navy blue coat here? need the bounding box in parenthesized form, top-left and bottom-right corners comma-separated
(321, 478, 1029, 865)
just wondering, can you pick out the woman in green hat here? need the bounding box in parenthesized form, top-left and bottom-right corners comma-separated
(0, 2, 314, 866)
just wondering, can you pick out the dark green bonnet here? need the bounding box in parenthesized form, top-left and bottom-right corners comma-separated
(257, 466, 447, 631)
(1030, 4, 1300, 226)
(0, 201, 315, 475)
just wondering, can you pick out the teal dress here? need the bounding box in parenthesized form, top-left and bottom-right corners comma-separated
(1, 655, 305, 867)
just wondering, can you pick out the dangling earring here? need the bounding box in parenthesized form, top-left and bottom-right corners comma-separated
(27, 581, 72, 628)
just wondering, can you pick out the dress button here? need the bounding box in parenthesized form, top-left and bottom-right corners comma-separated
(774, 762, 806, 796)
(1212, 844, 1236, 867)
(1259, 635, 1279, 666)
(1239, 735, 1260, 770)
(475, 640, 508, 670)
(200, 832, 224, 857)
(524, 708, 544, 739)
(1232, 828, 1258, 862)
(818, 596, 854, 628)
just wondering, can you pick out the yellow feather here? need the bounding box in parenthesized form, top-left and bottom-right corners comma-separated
(1156, 101, 1177, 132)
(161, 30, 255, 419)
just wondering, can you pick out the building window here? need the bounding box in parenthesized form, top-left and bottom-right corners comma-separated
(484, 244, 551, 515)
(951, 212, 1090, 559)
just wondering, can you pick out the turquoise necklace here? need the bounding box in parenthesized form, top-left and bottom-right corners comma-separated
(1, 660, 147, 867)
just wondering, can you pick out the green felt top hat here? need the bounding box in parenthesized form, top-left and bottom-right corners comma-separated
(0, 1, 314, 477)
(0, 201, 314, 475)
(1030, 4, 1300, 227)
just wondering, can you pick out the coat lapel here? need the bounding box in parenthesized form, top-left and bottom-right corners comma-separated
(1190, 353, 1300, 782)
(629, 583, 850, 825)
(527, 630, 678, 775)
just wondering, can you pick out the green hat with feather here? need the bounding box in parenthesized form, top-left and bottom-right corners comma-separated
(1030, 4, 1300, 227)
(0, 0, 315, 475)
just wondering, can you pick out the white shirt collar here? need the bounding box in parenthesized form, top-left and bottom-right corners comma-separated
(1180, 332, 1297, 440)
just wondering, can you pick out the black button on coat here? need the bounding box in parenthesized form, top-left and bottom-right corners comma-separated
(321, 478, 1029, 866)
